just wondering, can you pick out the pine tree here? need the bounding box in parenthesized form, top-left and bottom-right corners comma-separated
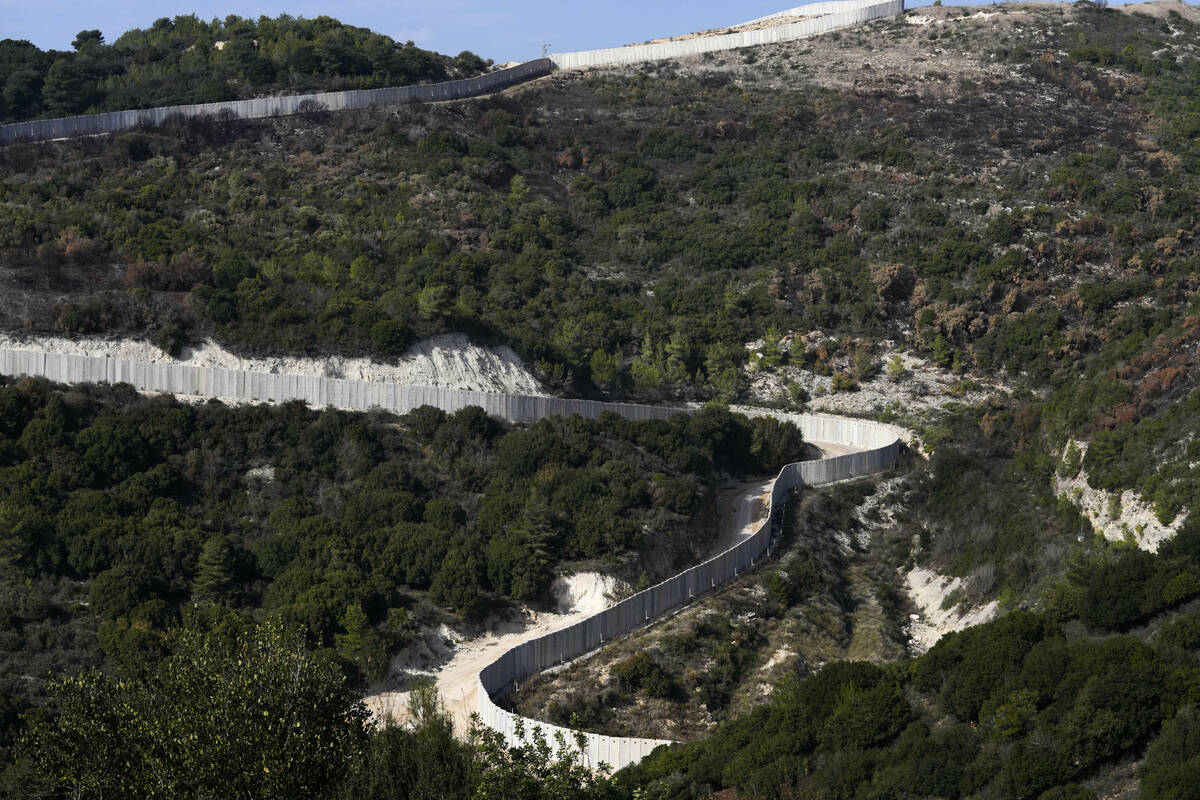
(631, 333, 664, 393)
(336, 602, 389, 680)
(193, 535, 237, 605)
(664, 331, 692, 388)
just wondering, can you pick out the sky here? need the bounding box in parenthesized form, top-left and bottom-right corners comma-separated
(0, 0, 1180, 64)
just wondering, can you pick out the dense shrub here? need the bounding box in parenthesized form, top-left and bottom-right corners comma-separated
(612, 652, 678, 699)
(620, 613, 1189, 799)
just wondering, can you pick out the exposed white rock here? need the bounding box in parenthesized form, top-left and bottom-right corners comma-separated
(1053, 440, 1184, 553)
(552, 571, 622, 616)
(0, 333, 548, 396)
(848, 476, 906, 550)
(758, 645, 796, 673)
(903, 566, 999, 655)
(742, 335, 1005, 418)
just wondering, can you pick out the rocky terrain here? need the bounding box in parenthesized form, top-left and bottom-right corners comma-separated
(1054, 439, 1186, 551)
(0, 332, 548, 395)
(743, 332, 1010, 417)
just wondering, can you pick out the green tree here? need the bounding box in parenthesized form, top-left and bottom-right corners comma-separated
(589, 348, 623, 387)
(853, 346, 878, 381)
(71, 30, 105, 51)
(431, 546, 483, 618)
(41, 57, 88, 115)
(339, 681, 473, 800)
(193, 534, 237, 605)
(931, 334, 953, 369)
(759, 326, 784, 369)
(417, 284, 454, 320)
(20, 618, 368, 799)
(819, 681, 913, 751)
(467, 715, 612, 800)
(630, 334, 664, 393)
(664, 331, 693, 388)
(750, 416, 806, 473)
(705, 341, 743, 402)
(1141, 706, 1200, 800)
(486, 501, 553, 601)
(336, 601, 379, 679)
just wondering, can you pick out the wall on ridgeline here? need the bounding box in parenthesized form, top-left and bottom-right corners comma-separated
(0, 346, 905, 771)
(1, 1, 909, 145)
(548, 0, 903, 69)
(0, 59, 554, 145)
(743, 0, 882, 25)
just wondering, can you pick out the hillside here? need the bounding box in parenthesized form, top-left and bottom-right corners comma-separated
(0, 14, 489, 123)
(4, 0, 1199, 595)
(4, 1, 1200, 798)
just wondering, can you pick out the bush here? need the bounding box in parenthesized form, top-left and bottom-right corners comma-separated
(819, 681, 912, 751)
(831, 372, 858, 393)
(1155, 612, 1200, 652)
(612, 652, 678, 699)
(1079, 551, 1155, 629)
(1140, 706, 1200, 800)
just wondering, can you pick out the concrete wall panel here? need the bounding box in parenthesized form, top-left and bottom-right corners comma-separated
(0, 59, 555, 144)
(549, 0, 902, 69)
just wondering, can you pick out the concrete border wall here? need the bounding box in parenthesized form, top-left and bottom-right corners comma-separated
(0, 349, 679, 423)
(474, 417, 900, 770)
(0, 59, 554, 145)
(0, 346, 904, 771)
(549, 0, 903, 69)
(2, 1, 907, 145)
(743, 1, 876, 25)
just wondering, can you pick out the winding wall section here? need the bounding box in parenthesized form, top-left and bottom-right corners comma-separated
(0, 347, 904, 770)
(475, 415, 899, 769)
(0, 0, 905, 145)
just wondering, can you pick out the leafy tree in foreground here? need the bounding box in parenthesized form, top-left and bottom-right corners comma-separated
(467, 715, 614, 800)
(18, 617, 368, 799)
(338, 680, 474, 800)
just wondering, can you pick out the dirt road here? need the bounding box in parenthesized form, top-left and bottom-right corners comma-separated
(366, 606, 596, 735)
(711, 479, 775, 557)
(365, 439, 856, 735)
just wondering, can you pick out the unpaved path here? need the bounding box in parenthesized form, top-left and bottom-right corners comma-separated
(366, 607, 598, 735)
(711, 479, 774, 557)
(365, 572, 620, 735)
(366, 439, 860, 734)
(812, 441, 860, 459)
